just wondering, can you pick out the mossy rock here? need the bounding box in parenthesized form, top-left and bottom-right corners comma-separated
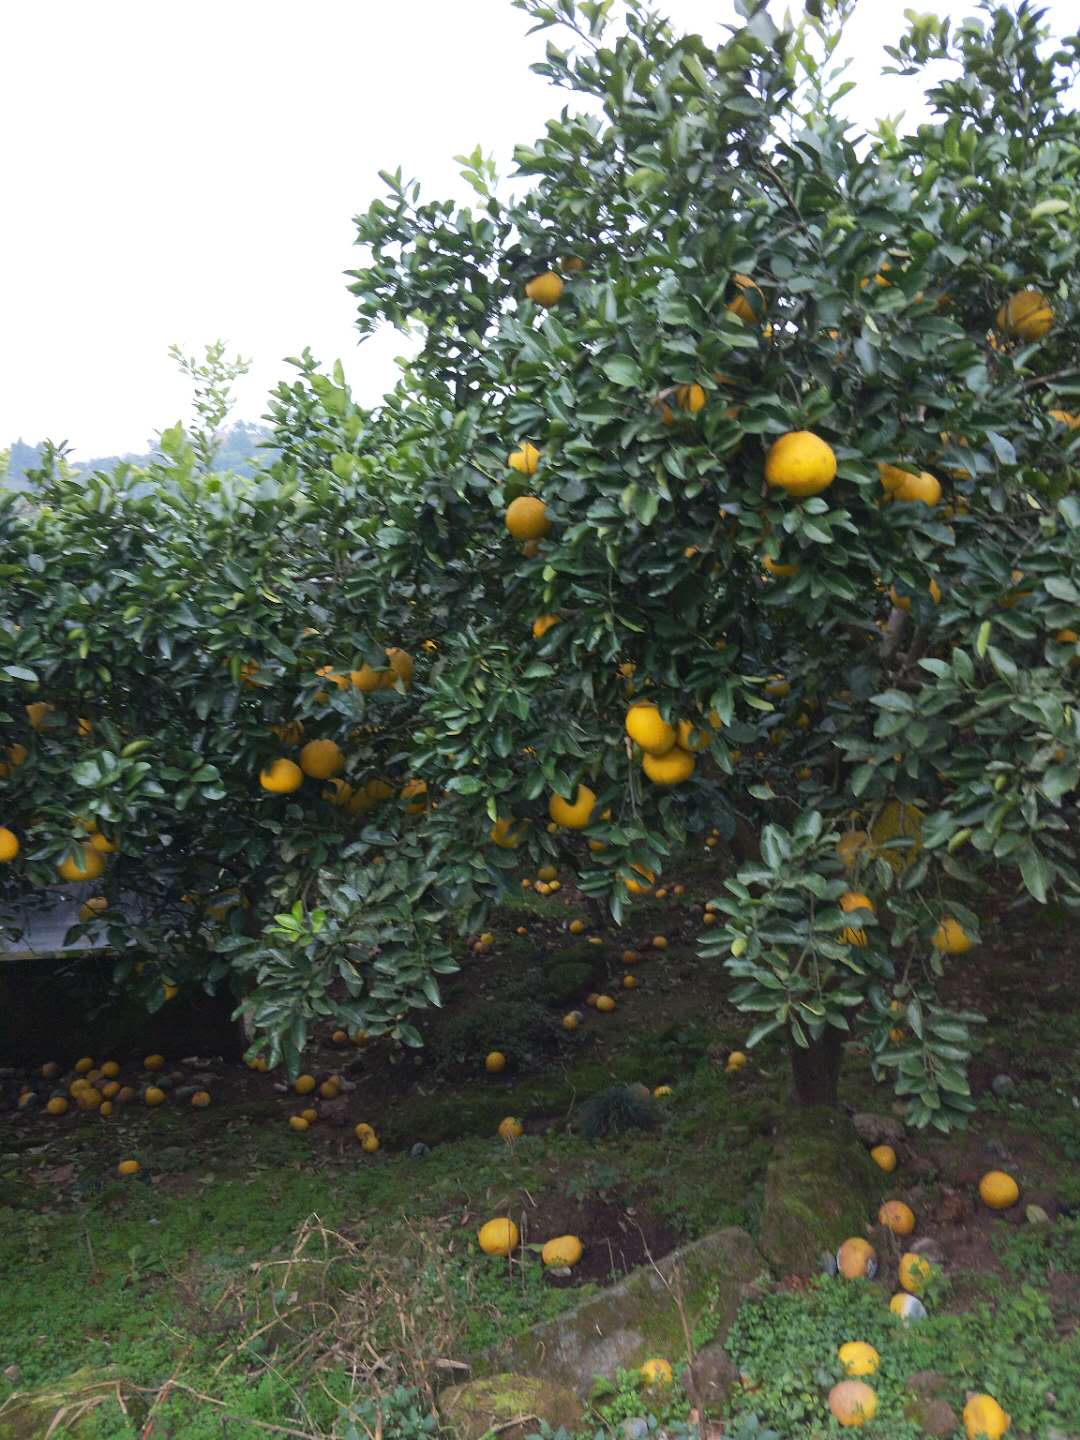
(475, 1227, 761, 1398)
(759, 1107, 879, 1276)
(439, 1374, 583, 1440)
(0, 1368, 143, 1439)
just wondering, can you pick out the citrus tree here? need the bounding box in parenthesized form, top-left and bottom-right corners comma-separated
(4, 0, 1079, 1121)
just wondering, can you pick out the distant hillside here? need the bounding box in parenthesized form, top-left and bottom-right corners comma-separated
(2, 421, 274, 492)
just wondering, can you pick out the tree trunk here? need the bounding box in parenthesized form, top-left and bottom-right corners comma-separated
(788, 1025, 843, 1108)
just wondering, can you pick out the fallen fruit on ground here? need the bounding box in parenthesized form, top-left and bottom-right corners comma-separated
(477, 1218, 519, 1255)
(878, 1200, 916, 1236)
(899, 1252, 933, 1294)
(541, 1235, 583, 1267)
(963, 1392, 1011, 1439)
(979, 1170, 1020, 1210)
(837, 1341, 880, 1377)
(640, 1358, 674, 1387)
(836, 1238, 878, 1280)
(870, 1144, 897, 1172)
(827, 1379, 878, 1427)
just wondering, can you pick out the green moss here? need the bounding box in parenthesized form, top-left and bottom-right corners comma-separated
(759, 1108, 878, 1275)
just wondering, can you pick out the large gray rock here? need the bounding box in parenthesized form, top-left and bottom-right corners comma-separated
(439, 1374, 583, 1440)
(760, 1109, 880, 1275)
(476, 1228, 760, 1398)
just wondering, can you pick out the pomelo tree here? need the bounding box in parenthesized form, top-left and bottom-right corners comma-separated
(3, 0, 1079, 1118)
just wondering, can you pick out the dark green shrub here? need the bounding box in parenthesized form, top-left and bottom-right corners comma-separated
(580, 1084, 659, 1140)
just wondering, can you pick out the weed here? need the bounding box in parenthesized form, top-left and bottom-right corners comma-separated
(580, 1086, 659, 1141)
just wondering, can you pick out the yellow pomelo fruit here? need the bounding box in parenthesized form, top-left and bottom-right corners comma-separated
(385, 647, 413, 687)
(676, 719, 711, 752)
(725, 273, 765, 325)
(626, 702, 676, 755)
(963, 1393, 1010, 1438)
(762, 554, 799, 577)
(400, 779, 428, 814)
(996, 288, 1052, 341)
(836, 1237, 877, 1280)
(0, 828, 20, 863)
(498, 1116, 524, 1141)
(485, 1051, 507, 1073)
(260, 758, 303, 794)
(489, 816, 525, 849)
(893, 470, 942, 506)
(870, 1144, 897, 1172)
(548, 784, 597, 829)
(765, 431, 837, 498)
(56, 845, 106, 883)
(879, 1200, 916, 1236)
(839, 891, 875, 946)
(828, 1380, 878, 1427)
(979, 1170, 1019, 1210)
(640, 1358, 674, 1387)
(542, 1235, 583, 1267)
(508, 441, 541, 475)
(350, 663, 384, 692)
(505, 495, 550, 540)
(869, 801, 923, 872)
(525, 271, 564, 307)
(836, 830, 869, 869)
(643, 747, 695, 786)
(299, 739, 343, 780)
(478, 1217, 519, 1255)
(932, 917, 973, 953)
(117, 1159, 140, 1177)
(898, 1252, 933, 1294)
(837, 1341, 880, 1377)
(675, 382, 707, 413)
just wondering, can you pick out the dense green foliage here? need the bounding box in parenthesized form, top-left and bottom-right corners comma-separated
(2, 0, 1079, 1115)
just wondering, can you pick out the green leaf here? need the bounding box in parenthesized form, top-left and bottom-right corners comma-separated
(601, 355, 644, 388)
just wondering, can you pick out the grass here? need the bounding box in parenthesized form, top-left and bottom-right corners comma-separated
(3, 872, 1080, 1439)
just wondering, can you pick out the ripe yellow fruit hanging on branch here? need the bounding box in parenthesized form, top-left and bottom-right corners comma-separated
(765, 431, 837, 498)
(548, 783, 597, 829)
(625, 702, 676, 756)
(299, 739, 343, 780)
(260, 758, 303, 794)
(56, 844, 106, 883)
(725, 273, 766, 325)
(996, 288, 1053, 341)
(524, 271, 564, 307)
(932, 917, 974, 953)
(505, 495, 550, 540)
(508, 441, 541, 475)
(642, 747, 695, 785)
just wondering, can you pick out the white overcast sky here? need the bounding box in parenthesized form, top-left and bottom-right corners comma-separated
(1, 0, 1076, 457)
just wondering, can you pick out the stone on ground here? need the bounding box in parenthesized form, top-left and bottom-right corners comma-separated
(475, 1228, 760, 1398)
